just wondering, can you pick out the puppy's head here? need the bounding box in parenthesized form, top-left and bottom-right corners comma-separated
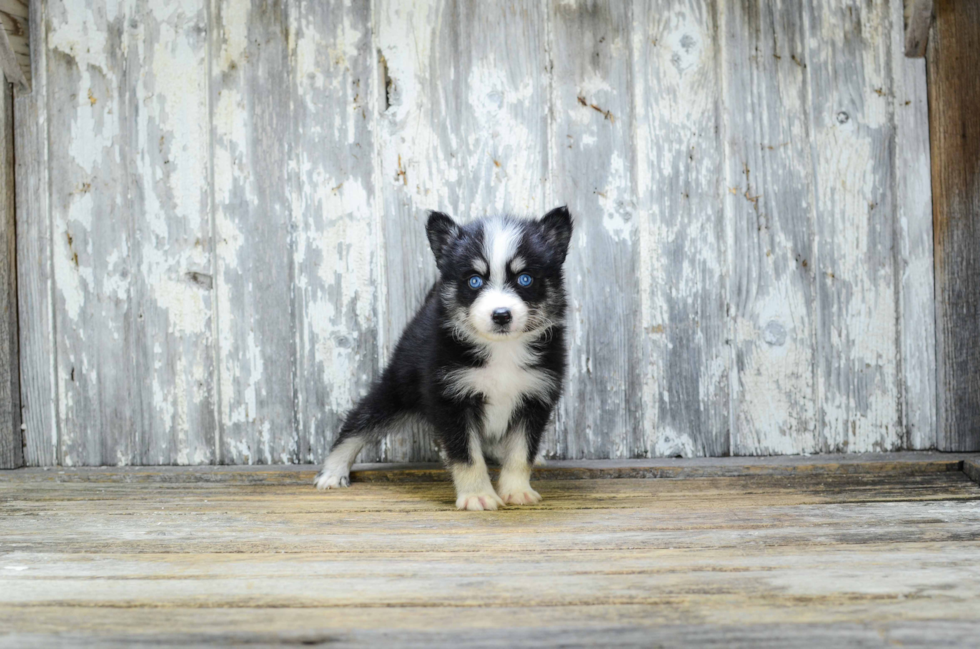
(427, 207, 573, 342)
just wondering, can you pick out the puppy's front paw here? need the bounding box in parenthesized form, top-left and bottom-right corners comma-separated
(456, 491, 505, 511)
(314, 469, 350, 490)
(497, 485, 542, 506)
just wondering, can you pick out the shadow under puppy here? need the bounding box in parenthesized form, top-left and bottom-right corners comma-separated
(316, 207, 572, 510)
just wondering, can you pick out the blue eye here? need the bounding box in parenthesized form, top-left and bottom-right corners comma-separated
(517, 273, 533, 287)
(468, 276, 484, 289)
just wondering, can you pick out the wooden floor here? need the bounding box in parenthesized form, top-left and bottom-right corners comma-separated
(2, 453, 980, 648)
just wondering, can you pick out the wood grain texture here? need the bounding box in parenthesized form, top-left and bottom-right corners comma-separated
(0, 0, 29, 87)
(722, 0, 817, 454)
(890, 0, 936, 450)
(903, 0, 932, 58)
(211, 0, 296, 464)
(805, 0, 901, 453)
(43, 0, 215, 466)
(287, 0, 382, 464)
(46, 0, 137, 466)
(1, 464, 979, 646)
(928, 0, 980, 452)
(14, 0, 54, 467)
(375, 0, 550, 461)
(14, 0, 938, 465)
(0, 79, 19, 469)
(548, 1, 641, 459)
(632, 0, 729, 457)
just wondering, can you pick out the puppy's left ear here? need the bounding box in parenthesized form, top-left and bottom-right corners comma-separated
(539, 206, 573, 262)
(426, 211, 461, 268)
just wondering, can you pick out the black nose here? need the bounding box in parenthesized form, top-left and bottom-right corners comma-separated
(492, 308, 512, 326)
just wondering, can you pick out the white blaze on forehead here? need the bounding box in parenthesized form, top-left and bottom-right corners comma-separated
(483, 219, 521, 286)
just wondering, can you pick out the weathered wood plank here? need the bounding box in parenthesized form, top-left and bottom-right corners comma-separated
(375, 0, 549, 460)
(548, 0, 640, 459)
(0, 0, 29, 89)
(130, 2, 216, 465)
(1, 610, 978, 649)
(632, 0, 729, 456)
(928, 0, 980, 452)
(964, 458, 980, 485)
(0, 1, 27, 91)
(722, 0, 817, 454)
(0, 77, 19, 469)
(46, 0, 138, 465)
(211, 0, 296, 464)
(805, 0, 901, 452)
(890, 0, 936, 449)
(13, 0, 54, 467)
(1, 467, 980, 648)
(287, 0, 382, 465)
(44, 1, 216, 466)
(903, 0, 932, 58)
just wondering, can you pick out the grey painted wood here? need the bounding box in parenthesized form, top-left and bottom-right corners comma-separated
(15, 0, 937, 465)
(42, 0, 216, 466)
(211, 0, 296, 464)
(891, 0, 936, 450)
(549, 0, 642, 459)
(928, 0, 980, 452)
(14, 0, 54, 467)
(722, 0, 817, 454)
(0, 77, 20, 469)
(46, 0, 136, 465)
(632, 0, 729, 457)
(287, 0, 382, 464)
(806, 0, 902, 452)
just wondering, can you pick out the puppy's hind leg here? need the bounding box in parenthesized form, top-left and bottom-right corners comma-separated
(315, 384, 402, 491)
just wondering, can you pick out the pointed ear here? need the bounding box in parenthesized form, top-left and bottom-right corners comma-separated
(539, 206, 573, 262)
(426, 211, 461, 267)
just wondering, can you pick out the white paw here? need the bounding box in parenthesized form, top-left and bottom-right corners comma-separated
(456, 491, 505, 511)
(497, 485, 542, 506)
(314, 469, 350, 490)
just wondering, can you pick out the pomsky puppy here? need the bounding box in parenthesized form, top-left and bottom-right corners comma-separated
(315, 207, 573, 510)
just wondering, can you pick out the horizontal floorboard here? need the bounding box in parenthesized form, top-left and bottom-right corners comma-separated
(2, 456, 980, 647)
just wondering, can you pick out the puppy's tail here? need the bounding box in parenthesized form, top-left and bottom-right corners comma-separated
(314, 381, 404, 490)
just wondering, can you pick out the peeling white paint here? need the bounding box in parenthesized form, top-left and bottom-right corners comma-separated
(29, 0, 934, 466)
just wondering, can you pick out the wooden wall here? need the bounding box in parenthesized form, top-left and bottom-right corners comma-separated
(15, 0, 936, 466)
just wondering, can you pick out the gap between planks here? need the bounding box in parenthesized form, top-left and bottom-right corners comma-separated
(2, 452, 977, 485)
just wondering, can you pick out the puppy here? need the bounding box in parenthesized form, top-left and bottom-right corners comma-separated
(315, 207, 572, 510)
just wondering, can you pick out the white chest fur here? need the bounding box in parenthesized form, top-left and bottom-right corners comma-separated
(444, 339, 556, 439)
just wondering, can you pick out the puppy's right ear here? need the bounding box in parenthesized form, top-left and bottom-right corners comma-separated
(426, 211, 461, 267)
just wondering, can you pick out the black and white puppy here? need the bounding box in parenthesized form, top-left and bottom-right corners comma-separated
(315, 207, 572, 510)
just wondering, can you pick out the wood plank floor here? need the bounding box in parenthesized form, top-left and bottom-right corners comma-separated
(2, 454, 980, 648)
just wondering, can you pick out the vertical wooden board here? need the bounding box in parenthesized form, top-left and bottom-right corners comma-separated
(43, 0, 215, 466)
(889, 0, 935, 450)
(128, 1, 216, 465)
(286, 0, 382, 464)
(632, 0, 729, 457)
(14, 0, 56, 466)
(548, 0, 639, 459)
(376, 0, 549, 461)
(211, 0, 297, 464)
(45, 0, 139, 465)
(722, 0, 817, 455)
(0, 79, 21, 468)
(804, 0, 901, 452)
(928, 0, 980, 451)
